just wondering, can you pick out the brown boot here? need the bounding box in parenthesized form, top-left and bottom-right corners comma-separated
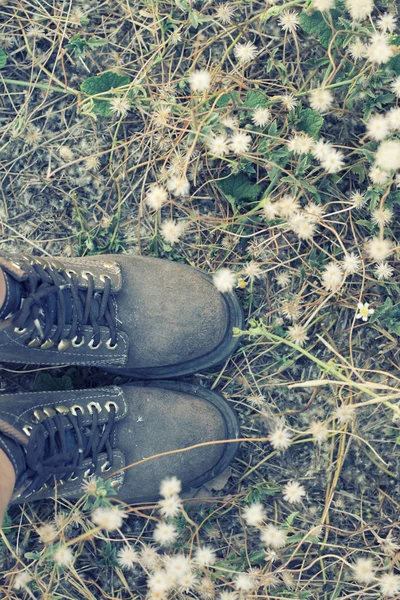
(0, 381, 239, 504)
(0, 253, 243, 378)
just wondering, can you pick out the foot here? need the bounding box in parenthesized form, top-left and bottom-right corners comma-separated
(0, 381, 239, 504)
(0, 253, 244, 378)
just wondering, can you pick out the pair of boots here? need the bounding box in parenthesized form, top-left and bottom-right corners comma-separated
(0, 253, 244, 505)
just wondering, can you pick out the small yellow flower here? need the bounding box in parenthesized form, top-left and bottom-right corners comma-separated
(356, 302, 374, 322)
(237, 278, 247, 289)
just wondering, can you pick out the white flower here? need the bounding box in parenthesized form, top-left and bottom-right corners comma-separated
(229, 131, 252, 154)
(278, 10, 300, 32)
(160, 219, 186, 245)
(145, 184, 169, 211)
(139, 544, 160, 569)
(348, 39, 368, 60)
(194, 545, 216, 566)
(281, 93, 298, 111)
(309, 420, 329, 443)
(221, 116, 239, 130)
(53, 545, 74, 567)
(321, 262, 345, 292)
(334, 404, 356, 425)
(312, 138, 333, 160)
(164, 554, 191, 579)
(269, 426, 292, 451)
(387, 107, 400, 132)
(371, 207, 393, 226)
(166, 174, 190, 197)
(160, 475, 182, 498)
(320, 149, 345, 173)
(218, 591, 238, 600)
(208, 134, 230, 156)
(377, 12, 397, 32)
(233, 41, 259, 64)
(374, 261, 393, 280)
(379, 573, 400, 597)
(252, 107, 271, 127)
(13, 571, 31, 590)
(198, 576, 215, 597)
(276, 271, 291, 288)
(287, 324, 309, 347)
(153, 521, 178, 545)
(345, 0, 374, 21)
(350, 190, 366, 208)
(158, 495, 182, 518)
(391, 75, 400, 98)
(264, 201, 278, 220)
(117, 545, 139, 569)
(366, 114, 390, 140)
(366, 237, 393, 261)
(283, 480, 306, 504)
(375, 140, 400, 171)
(242, 503, 266, 527)
(351, 556, 377, 584)
(276, 194, 300, 218)
(366, 33, 394, 64)
(109, 97, 131, 118)
(178, 569, 198, 591)
(59, 146, 74, 161)
(369, 165, 391, 185)
(313, 0, 335, 11)
(288, 213, 317, 240)
(234, 573, 257, 591)
(37, 523, 58, 544)
(91, 506, 127, 531)
(356, 302, 374, 322)
(189, 69, 211, 92)
(147, 569, 170, 593)
(309, 88, 334, 113)
(215, 3, 236, 24)
(213, 268, 236, 293)
(260, 524, 288, 548)
(287, 133, 315, 155)
(342, 252, 362, 274)
(242, 261, 263, 281)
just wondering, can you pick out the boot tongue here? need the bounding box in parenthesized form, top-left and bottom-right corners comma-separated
(0, 270, 22, 320)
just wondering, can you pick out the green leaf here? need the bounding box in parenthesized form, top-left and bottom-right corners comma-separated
(216, 91, 239, 108)
(299, 9, 342, 49)
(81, 71, 131, 96)
(0, 48, 7, 69)
(34, 372, 73, 392)
(217, 173, 263, 212)
(241, 90, 269, 109)
(286, 511, 299, 526)
(297, 108, 324, 138)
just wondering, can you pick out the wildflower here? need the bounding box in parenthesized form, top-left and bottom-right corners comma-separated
(158, 495, 182, 518)
(287, 324, 309, 347)
(234, 573, 257, 592)
(374, 262, 393, 280)
(81, 474, 101, 495)
(312, 138, 333, 160)
(37, 523, 58, 544)
(189, 69, 211, 93)
(281, 299, 302, 321)
(377, 12, 397, 31)
(84, 155, 101, 171)
(139, 544, 160, 569)
(91, 506, 127, 531)
(153, 521, 178, 545)
(233, 41, 258, 64)
(263, 201, 279, 220)
(281, 571, 295, 588)
(117, 545, 139, 569)
(53, 545, 74, 567)
(276, 271, 291, 288)
(265, 549, 278, 562)
(281, 93, 298, 111)
(313, 0, 335, 11)
(366, 33, 393, 64)
(252, 107, 271, 127)
(366, 236, 393, 261)
(278, 10, 300, 32)
(145, 184, 169, 211)
(213, 268, 236, 293)
(208, 134, 230, 156)
(350, 190, 366, 208)
(321, 262, 345, 292)
(320, 149, 345, 173)
(378, 532, 400, 555)
(247, 394, 265, 407)
(153, 104, 171, 128)
(215, 3, 236, 24)
(379, 573, 400, 597)
(371, 207, 393, 226)
(369, 165, 391, 185)
(334, 404, 355, 424)
(366, 114, 389, 141)
(356, 302, 374, 322)
(375, 140, 400, 171)
(178, 570, 198, 591)
(309, 420, 329, 443)
(288, 213, 317, 240)
(59, 146, 74, 161)
(242, 503, 266, 527)
(166, 174, 190, 197)
(269, 425, 292, 451)
(160, 219, 186, 245)
(348, 39, 367, 60)
(13, 571, 31, 590)
(109, 97, 131, 118)
(345, 0, 374, 21)
(391, 75, 400, 98)
(160, 476, 182, 498)
(276, 194, 300, 218)
(229, 131, 252, 154)
(309, 88, 334, 113)
(287, 133, 315, 154)
(242, 261, 263, 281)
(342, 252, 362, 274)
(218, 591, 238, 600)
(260, 524, 288, 548)
(198, 575, 215, 598)
(194, 546, 216, 566)
(221, 115, 239, 130)
(283, 480, 306, 504)
(148, 569, 170, 594)
(387, 107, 400, 131)
(237, 278, 247, 289)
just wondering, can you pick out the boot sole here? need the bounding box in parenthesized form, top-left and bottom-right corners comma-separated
(118, 380, 241, 504)
(103, 268, 245, 379)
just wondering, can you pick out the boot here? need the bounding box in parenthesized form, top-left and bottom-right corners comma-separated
(0, 381, 239, 504)
(0, 253, 243, 378)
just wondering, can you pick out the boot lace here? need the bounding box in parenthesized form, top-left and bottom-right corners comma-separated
(11, 259, 118, 350)
(23, 403, 117, 495)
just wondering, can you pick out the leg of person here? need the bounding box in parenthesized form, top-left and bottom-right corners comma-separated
(0, 448, 16, 524)
(0, 268, 6, 309)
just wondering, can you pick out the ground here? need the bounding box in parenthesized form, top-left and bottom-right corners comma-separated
(0, 0, 399, 598)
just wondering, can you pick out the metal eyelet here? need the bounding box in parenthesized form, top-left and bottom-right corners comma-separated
(81, 271, 94, 280)
(23, 425, 32, 436)
(57, 339, 70, 352)
(99, 274, 111, 283)
(41, 339, 54, 350)
(66, 269, 77, 278)
(71, 335, 85, 348)
(103, 261, 117, 269)
(105, 401, 119, 413)
(33, 409, 46, 422)
(27, 337, 41, 348)
(43, 407, 56, 417)
(87, 401, 101, 414)
(106, 338, 118, 350)
(14, 327, 27, 335)
(69, 473, 78, 481)
(84, 468, 93, 478)
(101, 461, 111, 472)
(55, 405, 69, 414)
(70, 405, 84, 416)
(88, 338, 102, 350)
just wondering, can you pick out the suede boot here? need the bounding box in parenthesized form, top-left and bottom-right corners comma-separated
(0, 253, 244, 378)
(0, 381, 239, 504)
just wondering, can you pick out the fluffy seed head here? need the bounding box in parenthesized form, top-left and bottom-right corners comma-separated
(321, 262, 345, 292)
(91, 506, 127, 531)
(309, 420, 329, 443)
(345, 0, 374, 21)
(269, 425, 292, 451)
(366, 114, 389, 141)
(153, 521, 178, 545)
(252, 107, 271, 127)
(213, 268, 236, 293)
(233, 41, 258, 64)
(160, 476, 182, 498)
(145, 184, 169, 211)
(160, 219, 186, 245)
(365, 237, 393, 261)
(379, 573, 400, 597)
(260, 524, 288, 548)
(309, 88, 334, 113)
(242, 503, 266, 527)
(189, 69, 211, 93)
(53, 545, 74, 566)
(375, 141, 400, 171)
(194, 545, 216, 566)
(374, 261, 393, 280)
(208, 134, 230, 156)
(283, 480, 306, 504)
(229, 131, 252, 154)
(287, 324, 309, 347)
(117, 545, 139, 569)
